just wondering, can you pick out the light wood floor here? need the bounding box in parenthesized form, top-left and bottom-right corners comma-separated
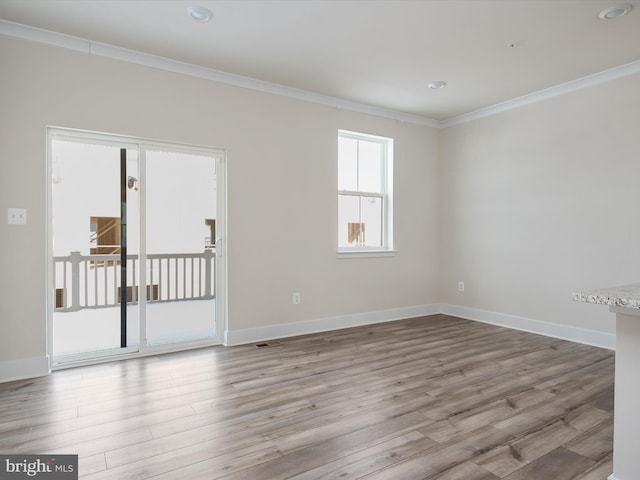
(0, 315, 614, 479)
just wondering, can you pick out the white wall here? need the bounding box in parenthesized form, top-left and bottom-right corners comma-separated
(439, 73, 640, 339)
(4, 31, 636, 382)
(0, 35, 440, 380)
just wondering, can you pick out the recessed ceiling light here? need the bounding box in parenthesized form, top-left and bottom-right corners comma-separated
(187, 6, 213, 22)
(599, 4, 633, 19)
(428, 81, 447, 90)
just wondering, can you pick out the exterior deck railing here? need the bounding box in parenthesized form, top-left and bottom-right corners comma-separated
(53, 251, 215, 312)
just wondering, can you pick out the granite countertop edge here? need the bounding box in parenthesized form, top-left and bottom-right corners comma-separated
(573, 283, 640, 310)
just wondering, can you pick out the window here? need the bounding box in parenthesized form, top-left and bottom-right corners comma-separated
(90, 216, 120, 255)
(338, 130, 393, 253)
(89, 216, 121, 268)
(204, 218, 216, 250)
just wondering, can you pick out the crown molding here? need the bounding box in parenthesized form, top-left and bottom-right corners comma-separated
(0, 18, 89, 53)
(2, 19, 639, 130)
(0, 19, 440, 128)
(442, 59, 640, 128)
(89, 41, 441, 128)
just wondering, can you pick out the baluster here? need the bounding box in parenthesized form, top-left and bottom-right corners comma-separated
(132, 257, 137, 303)
(69, 251, 81, 312)
(182, 257, 186, 299)
(62, 260, 67, 308)
(174, 257, 178, 300)
(100, 258, 104, 306)
(204, 250, 213, 299)
(159, 258, 163, 301)
(112, 257, 117, 306)
(150, 257, 154, 301)
(86, 257, 91, 306)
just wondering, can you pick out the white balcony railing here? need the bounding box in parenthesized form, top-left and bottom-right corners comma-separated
(53, 251, 215, 312)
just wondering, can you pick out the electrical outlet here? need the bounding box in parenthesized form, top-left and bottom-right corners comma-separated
(7, 208, 27, 225)
(458, 281, 465, 292)
(292, 292, 301, 305)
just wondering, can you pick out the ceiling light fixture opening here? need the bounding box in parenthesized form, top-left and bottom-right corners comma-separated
(187, 6, 213, 22)
(599, 4, 633, 19)
(428, 81, 448, 90)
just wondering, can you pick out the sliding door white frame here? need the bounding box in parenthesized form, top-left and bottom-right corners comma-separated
(46, 127, 227, 369)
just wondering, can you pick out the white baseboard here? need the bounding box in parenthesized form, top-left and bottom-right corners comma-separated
(440, 304, 615, 350)
(224, 304, 440, 346)
(0, 355, 50, 383)
(0, 304, 614, 382)
(225, 303, 616, 349)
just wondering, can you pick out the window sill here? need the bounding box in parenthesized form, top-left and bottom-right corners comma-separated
(336, 250, 397, 259)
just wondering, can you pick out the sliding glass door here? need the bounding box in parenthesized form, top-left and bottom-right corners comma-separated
(49, 129, 223, 366)
(51, 139, 140, 358)
(144, 148, 217, 345)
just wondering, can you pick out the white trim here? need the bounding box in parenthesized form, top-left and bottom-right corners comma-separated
(338, 130, 394, 252)
(90, 42, 441, 127)
(336, 250, 397, 258)
(225, 303, 617, 349)
(0, 19, 89, 53)
(4, 302, 616, 380)
(608, 475, 617, 480)
(51, 338, 218, 371)
(138, 147, 148, 350)
(0, 19, 439, 129)
(0, 356, 50, 383)
(223, 304, 440, 346)
(47, 127, 220, 155)
(442, 59, 640, 127)
(440, 304, 616, 350)
(45, 126, 54, 370)
(53, 346, 139, 367)
(214, 152, 228, 343)
(7, 19, 639, 130)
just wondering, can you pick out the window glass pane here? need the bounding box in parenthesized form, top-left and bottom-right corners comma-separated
(337, 130, 391, 252)
(338, 195, 360, 247)
(338, 136, 358, 191)
(357, 140, 382, 193)
(360, 196, 382, 247)
(146, 149, 216, 345)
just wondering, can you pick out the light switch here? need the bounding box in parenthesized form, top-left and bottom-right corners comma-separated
(7, 208, 27, 225)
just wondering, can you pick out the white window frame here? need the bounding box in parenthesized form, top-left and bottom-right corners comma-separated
(337, 129, 394, 257)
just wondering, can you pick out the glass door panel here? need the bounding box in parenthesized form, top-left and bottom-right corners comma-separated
(145, 148, 217, 345)
(51, 139, 139, 359)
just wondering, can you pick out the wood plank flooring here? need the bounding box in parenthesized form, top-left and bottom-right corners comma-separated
(0, 315, 614, 479)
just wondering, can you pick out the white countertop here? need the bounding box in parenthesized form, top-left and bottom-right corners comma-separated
(573, 283, 640, 310)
